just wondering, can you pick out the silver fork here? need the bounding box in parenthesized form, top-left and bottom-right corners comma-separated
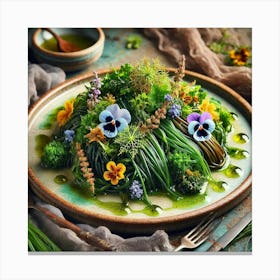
(174, 213, 217, 251)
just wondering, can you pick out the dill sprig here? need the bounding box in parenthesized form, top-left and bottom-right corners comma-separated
(114, 125, 145, 159)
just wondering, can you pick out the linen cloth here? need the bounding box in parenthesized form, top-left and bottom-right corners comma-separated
(143, 28, 252, 102)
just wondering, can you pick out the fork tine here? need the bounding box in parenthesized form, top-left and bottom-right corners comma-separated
(193, 234, 210, 247)
(186, 212, 216, 239)
(192, 219, 216, 243)
(189, 214, 217, 240)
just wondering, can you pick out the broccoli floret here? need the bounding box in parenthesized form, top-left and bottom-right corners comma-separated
(41, 140, 68, 168)
(168, 151, 194, 182)
(177, 170, 206, 195)
(168, 152, 207, 194)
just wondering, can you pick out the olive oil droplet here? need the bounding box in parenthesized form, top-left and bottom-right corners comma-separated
(230, 112, 238, 120)
(54, 175, 68, 184)
(223, 164, 243, 178)
(227, 147, 249, 159)
(233, 133, 249, 144)
(209, 181, 228, 192)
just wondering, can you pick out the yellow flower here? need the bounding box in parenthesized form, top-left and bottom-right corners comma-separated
(229, 48, 250, 66)
(85, 127, 106, 143)
(57, 100, 74, 126)
(103, 161, 126, 185)
(199, 99, 219, 121)
(105, 93, 116, 104)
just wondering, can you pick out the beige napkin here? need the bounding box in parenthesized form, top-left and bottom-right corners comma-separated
(28, 63, 66, 106)
(143, 28, 252, 102)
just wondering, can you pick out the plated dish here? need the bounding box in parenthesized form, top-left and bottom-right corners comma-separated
(28, 59, 252, 234)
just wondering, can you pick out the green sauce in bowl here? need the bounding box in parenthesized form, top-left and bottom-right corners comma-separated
(41, 34, 95, 52)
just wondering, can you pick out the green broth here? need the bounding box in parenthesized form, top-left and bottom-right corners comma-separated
(35, 134, 50, 157)
(41, 34, 95, 52)
(59, 183, 207, 216)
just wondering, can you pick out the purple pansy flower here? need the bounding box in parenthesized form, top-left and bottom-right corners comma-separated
(187, 112, 215, 141)
(98, 104, 131, 138)
(64, 129, 75, 142)
(129, 180, 143, 199)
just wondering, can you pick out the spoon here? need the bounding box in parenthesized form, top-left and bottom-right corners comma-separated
(42, 28, 82, 53)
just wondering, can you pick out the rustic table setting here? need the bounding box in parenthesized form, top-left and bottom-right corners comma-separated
(28, 27, 252, 252)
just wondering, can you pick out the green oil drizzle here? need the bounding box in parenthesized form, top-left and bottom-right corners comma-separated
(233, 133, 249, 144)
(35, 134, 50, 157)
(171, 194, 206, 208)
(58, 183, 207, 216)
(230, 112, 238, 120)
(39, 106, 63, 130)
(41, 34, 95, 52)
(209, 181, 228, 192)
(94, 200, 131, 216)
(223, 164, 243, 178)
(226, 147, 249, 159)
(54, 175, 68, 184)
(141, 205, 162, 217)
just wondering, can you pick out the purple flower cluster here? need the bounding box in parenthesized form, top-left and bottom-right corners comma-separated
(168, 104, 181, 118)
(88, 72, 101, 103)
(64, 129, 75, 142)
(164, 94, 173, 102)
(129, 180, 143, 199)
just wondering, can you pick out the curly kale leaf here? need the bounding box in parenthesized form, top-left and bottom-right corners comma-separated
(101, 64, 133, 97)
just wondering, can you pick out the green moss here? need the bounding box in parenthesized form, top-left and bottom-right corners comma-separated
(41, 140, 68, 168)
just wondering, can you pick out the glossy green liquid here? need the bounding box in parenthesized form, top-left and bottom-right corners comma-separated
(233, 133, 249, 144)
(59, 183, 206, 217)
(230, 112, 238, 120)
(54, 175, 68, 184)
(223, 164, 242, 178)
(41, 34, 95, 52)
(227, 147, 249, 159)
(35, 134, 50, 157)
(209, 181, 228, 192)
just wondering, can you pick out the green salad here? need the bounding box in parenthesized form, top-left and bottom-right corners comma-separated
(40, 59, 236, 210)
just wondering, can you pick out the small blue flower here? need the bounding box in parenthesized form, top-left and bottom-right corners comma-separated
(164, 94, 173, 102)
(168, 104, 181, 118)
(98, 104, 131, 138)
(187, 112, 215, 141)
(129, 180, 143, 199)
(64, 129, 75, 142)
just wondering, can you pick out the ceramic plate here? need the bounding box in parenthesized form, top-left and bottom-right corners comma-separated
(28, 69, 252, 234)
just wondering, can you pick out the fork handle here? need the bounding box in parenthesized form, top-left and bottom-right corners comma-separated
(173, 245, 185, 252)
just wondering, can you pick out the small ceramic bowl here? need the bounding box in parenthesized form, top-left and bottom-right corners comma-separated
(31, 28, 105, 72)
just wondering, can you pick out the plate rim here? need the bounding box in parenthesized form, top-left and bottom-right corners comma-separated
(28, 68, 252, 233)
